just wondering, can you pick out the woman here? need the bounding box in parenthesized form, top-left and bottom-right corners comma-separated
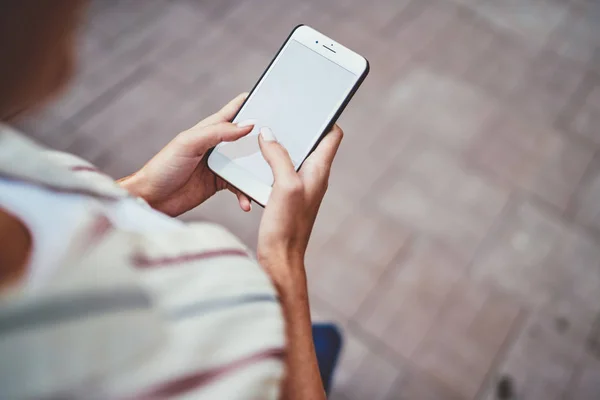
(0, 2, 343, 399)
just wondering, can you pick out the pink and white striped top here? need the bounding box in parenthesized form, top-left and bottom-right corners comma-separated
(0, 125, 286, 399)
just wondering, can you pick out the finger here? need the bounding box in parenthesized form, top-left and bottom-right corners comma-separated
(300, 125, 343, 198)
(257, 127, 296, 183)
(303, 124, 344, 172)
(238, 193, 252, 212)
(228, 186, 252, 212)
(196, 93, 249, 128)
(179, 121, 254, 157)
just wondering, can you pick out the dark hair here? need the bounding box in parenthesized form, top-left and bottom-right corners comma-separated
(0, 1, 84, 120)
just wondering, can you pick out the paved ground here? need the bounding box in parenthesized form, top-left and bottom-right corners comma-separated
(17, 0, 600, 398)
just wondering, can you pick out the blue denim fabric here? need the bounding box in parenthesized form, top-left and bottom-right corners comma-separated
(312, 323, 343, 396)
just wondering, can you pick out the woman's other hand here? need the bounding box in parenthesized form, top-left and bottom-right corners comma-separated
(119, 93, 253, 216)
(256, 125, 343, 289)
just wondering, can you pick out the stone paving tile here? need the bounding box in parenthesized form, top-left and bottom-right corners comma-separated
(326, 208, 411, 272)
(329, 116, 397, 200)
(466, 110, 595, 211)
(388, 0, 459, 55)
(549, 229, 600, 314)
(84, 0, 168, 43)
(568, 82, 600, 146)
(545, 7, 600, 68)
(386, 367, 466, 400)
(222, 0, 320, 54)
(463, 31, 538, 100)
(410, 278, 523, 399)
(69, 74, 182, 163)
(326, 0, 414, 33)
(472, 198, 570, 306)
(537, 297, 599, 358)
(384, 69, 499, 151)
(419, 12, 496, 80)
(355, 52, 414, 130)
(356, 240, 467, 358)
(145, 20, 240, 89)
(569, 353, 600, 400)
(99, 0, 210, 59)
(571, 156, 600, 234)
(509, 49, 587, 125)
(307, 241, 393, 319)
(54, 1, 209, 127)
(365, 116, 416, 167)
(467, 0, 569, 48)
(335, 345, 404, 400)
(473, 195, 600, 378)
(479, 310, 582, 400)
(380, 0, 427, 31)
(309, 294, 348, 327)
(306, 190, 356, 255)
(326, 329, 372, 399)
(372, 134, 509, 258)
(45, 34, 146, 126)
(180, 48, 275, 130)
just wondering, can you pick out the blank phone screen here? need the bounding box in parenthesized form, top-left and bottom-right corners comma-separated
(214, 39, 357, 185)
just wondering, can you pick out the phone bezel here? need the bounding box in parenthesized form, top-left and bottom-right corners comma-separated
(207, 24, 370, 207)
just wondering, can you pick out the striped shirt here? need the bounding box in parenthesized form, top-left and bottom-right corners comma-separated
(0, 125, 286, 399)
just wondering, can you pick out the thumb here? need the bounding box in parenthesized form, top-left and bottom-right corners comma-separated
(177, 121, 254, 157)
(258, 127, 296, 182)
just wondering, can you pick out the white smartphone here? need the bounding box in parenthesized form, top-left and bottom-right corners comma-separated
(208, 25, 369, 206)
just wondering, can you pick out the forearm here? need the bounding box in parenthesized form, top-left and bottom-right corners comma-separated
(275, 265, 326, 400)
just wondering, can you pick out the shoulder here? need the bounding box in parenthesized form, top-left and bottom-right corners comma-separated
(0, 124, 129, 198)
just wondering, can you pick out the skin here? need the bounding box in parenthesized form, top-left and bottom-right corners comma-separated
(257, 127, 343, 400)
(118, 93, 255, 216)
(0, 1, 341, 398)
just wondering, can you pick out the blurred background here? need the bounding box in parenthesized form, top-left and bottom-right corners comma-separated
(16, 0, 600, 398)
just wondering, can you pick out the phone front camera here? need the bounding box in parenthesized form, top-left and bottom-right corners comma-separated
(316, 40, 318, 43)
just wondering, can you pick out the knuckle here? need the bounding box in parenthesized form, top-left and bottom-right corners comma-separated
(177, 128, 196, 144)
(282, 178, 303, 195)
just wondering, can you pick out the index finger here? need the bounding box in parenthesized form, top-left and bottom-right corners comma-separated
(195, 93, 249, 128)
(258, 129, 297, 183)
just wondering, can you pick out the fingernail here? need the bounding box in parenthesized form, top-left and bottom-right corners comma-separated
(260, 126, 277, 142)
(236, 119, 257, 128)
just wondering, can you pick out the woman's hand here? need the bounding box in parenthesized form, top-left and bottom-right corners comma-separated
(119, 93, 253, 217)
(256, 125, 342, 400)
(256, 125, 343, 289)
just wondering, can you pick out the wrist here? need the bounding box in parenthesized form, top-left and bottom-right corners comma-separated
(118, 170, 155, 203)
(259, 254, 307, 295)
